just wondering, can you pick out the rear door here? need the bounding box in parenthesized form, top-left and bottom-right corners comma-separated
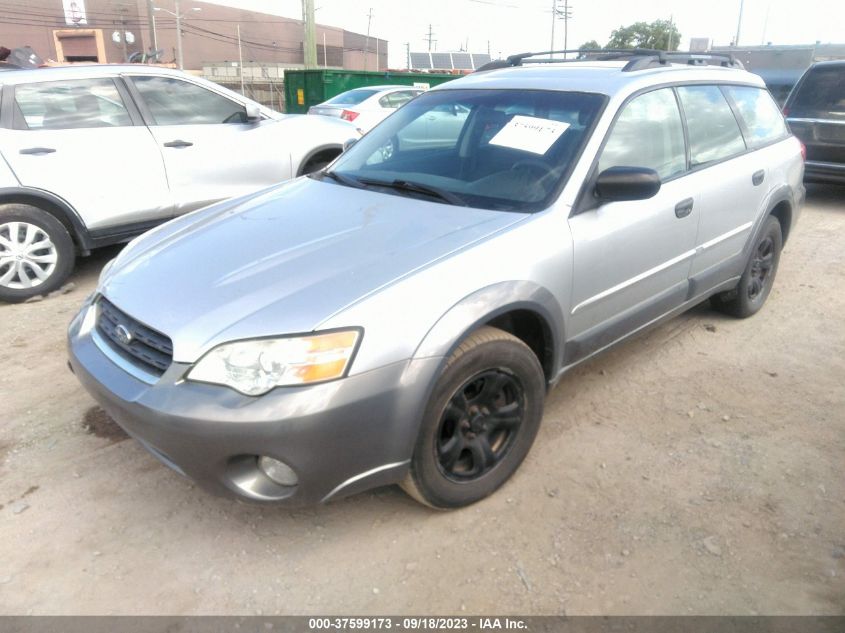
(568, 87, 698, 352)
(127, 74, 291, 215)
(0, 76, 171, 230)
(678, 85, 780, 279)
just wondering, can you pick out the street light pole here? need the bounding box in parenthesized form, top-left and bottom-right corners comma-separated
(735, 0, 744, 46)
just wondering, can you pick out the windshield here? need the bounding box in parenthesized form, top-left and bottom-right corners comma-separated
(323, 89, 606, 212)
(325, 88, 379, 105)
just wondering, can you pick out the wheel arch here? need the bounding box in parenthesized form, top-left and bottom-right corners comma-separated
(295, 144, 343, 176)
(413, 281, 565, 386)
(0, 187, 91, 254)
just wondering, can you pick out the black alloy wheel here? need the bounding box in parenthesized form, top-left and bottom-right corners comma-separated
(435, 369, 525, 482)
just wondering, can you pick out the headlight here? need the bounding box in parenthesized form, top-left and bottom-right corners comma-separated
(187, 329, 361, 396)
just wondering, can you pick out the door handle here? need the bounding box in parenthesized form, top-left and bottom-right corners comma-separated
(752, 169, 765, 186)
(674, 198, 694, 218)
(163, 140, 193, 148)
(19, 147, 56, 155)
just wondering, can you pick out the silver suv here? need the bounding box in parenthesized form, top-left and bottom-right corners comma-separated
(0, 65, 357, 302)
(68, 50, 805, 509)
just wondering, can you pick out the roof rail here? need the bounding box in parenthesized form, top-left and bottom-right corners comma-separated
(474, 49, 744, 73)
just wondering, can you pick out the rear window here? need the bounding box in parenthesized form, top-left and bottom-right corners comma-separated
(788, 65, 845, 119)
(325, 89, 379, 106)
(724, 86, 788, 149)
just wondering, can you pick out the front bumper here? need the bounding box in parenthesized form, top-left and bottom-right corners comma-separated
(67, 302, 442, 506)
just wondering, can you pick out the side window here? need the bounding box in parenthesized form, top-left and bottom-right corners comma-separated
(131, 76, 246, 125)
(677, 85, 746, 166)
(598, 88, 686, 181)
(723, 86, 788, 149)
(382, 91, 420, 109)
(13, 78, 132, 130)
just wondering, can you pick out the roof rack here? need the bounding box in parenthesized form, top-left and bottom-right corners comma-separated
(474, 49, 743, 73)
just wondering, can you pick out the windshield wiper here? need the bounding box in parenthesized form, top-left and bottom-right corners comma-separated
(316, 169, 366, 189)
(357, 178, 467, 206)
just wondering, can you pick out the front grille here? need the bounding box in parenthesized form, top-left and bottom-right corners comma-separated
(96, 297, 173, 376)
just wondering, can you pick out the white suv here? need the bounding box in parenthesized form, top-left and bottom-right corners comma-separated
(0, 65, 358, 302)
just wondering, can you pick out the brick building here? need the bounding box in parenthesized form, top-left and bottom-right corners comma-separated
(0, 0, 387, 71)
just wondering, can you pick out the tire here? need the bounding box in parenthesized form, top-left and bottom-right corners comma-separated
(711, 215, 782, 318)
(401, 326, 546, 509)
(0, 204, 75, 303)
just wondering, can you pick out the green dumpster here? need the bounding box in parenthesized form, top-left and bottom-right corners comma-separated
(283, 69, 460, 113)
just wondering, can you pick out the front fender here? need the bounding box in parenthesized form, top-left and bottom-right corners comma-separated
(412, 280, 565, 380)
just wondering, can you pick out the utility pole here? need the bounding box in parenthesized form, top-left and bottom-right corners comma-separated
(175, 0, 184, 69)
(302, 0, 317, 68)
(237, 24, 244, 95)
(364, 7, 373, 70)
(549, 0, 556, 59)
(145, 0, 157, 53)
(119, 7, 129, 62)
(426, 24, 435, 52)
(323, 32, 328, 67)
(734, 0, 744, 46)
(553, 0, 572, 58)
(405, 42, 410, 70)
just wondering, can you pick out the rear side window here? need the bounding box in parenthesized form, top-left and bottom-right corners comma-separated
(789, 65, 845, 118)
(379, 90, 421, 109)
(598, 88, 686, 181)
(724, 86, 788, 148)
(325, 89, 378, 106)
(13, 78, 132, 130)
(677, 85, 746, 166)
(131, 76, 246, 125)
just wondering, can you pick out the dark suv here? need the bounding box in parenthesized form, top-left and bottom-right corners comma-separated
(784, 60, 845, 184)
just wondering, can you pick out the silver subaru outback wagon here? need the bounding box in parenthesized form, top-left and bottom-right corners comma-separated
(68, 50, 805, 509)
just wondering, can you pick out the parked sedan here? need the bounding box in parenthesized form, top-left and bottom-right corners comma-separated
(308, 85, 424, 132)
(0, 65, 359, 302)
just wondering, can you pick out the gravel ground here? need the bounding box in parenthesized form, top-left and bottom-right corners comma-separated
(1, 184, 843, 615)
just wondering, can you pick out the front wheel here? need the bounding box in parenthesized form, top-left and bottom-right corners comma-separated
(0, 204, 75, 303)
(401, 326, 546, 509)
(711, 215, 782, 318)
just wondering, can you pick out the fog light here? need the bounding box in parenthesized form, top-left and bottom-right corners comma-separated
(257, 456, 298, 487)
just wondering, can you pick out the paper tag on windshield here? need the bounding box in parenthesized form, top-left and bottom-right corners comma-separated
(488, 115, 570, 155)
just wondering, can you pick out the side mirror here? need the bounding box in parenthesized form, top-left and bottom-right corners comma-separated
(245, 103, 261, 123)
(342, 137, 358, 152)
(594, 166, 661, 202)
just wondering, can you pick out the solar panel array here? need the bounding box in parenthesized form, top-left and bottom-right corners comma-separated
(408, 52, 493, 70)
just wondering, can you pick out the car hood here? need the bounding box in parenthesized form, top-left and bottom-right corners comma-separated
(101, 177, 525, 362)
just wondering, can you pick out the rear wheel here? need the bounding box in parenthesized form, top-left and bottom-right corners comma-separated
(0, 204, 75, 303)
(712, 215, 782, 318)
(401, 326, 545, 509)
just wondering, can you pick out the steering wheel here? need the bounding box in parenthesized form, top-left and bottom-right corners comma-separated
(511, 159, 554, 180)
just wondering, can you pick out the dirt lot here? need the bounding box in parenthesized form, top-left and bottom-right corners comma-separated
(1, 185, 843, 615)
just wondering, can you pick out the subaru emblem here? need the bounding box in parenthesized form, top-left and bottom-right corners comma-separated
(115, 324, 133, 345)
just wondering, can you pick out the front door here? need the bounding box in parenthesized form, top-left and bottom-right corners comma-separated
(127, 75, 291, 215)
(567, 87, 698, 359)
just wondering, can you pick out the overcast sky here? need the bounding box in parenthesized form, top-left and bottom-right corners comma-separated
(200, 0, 844, 67)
